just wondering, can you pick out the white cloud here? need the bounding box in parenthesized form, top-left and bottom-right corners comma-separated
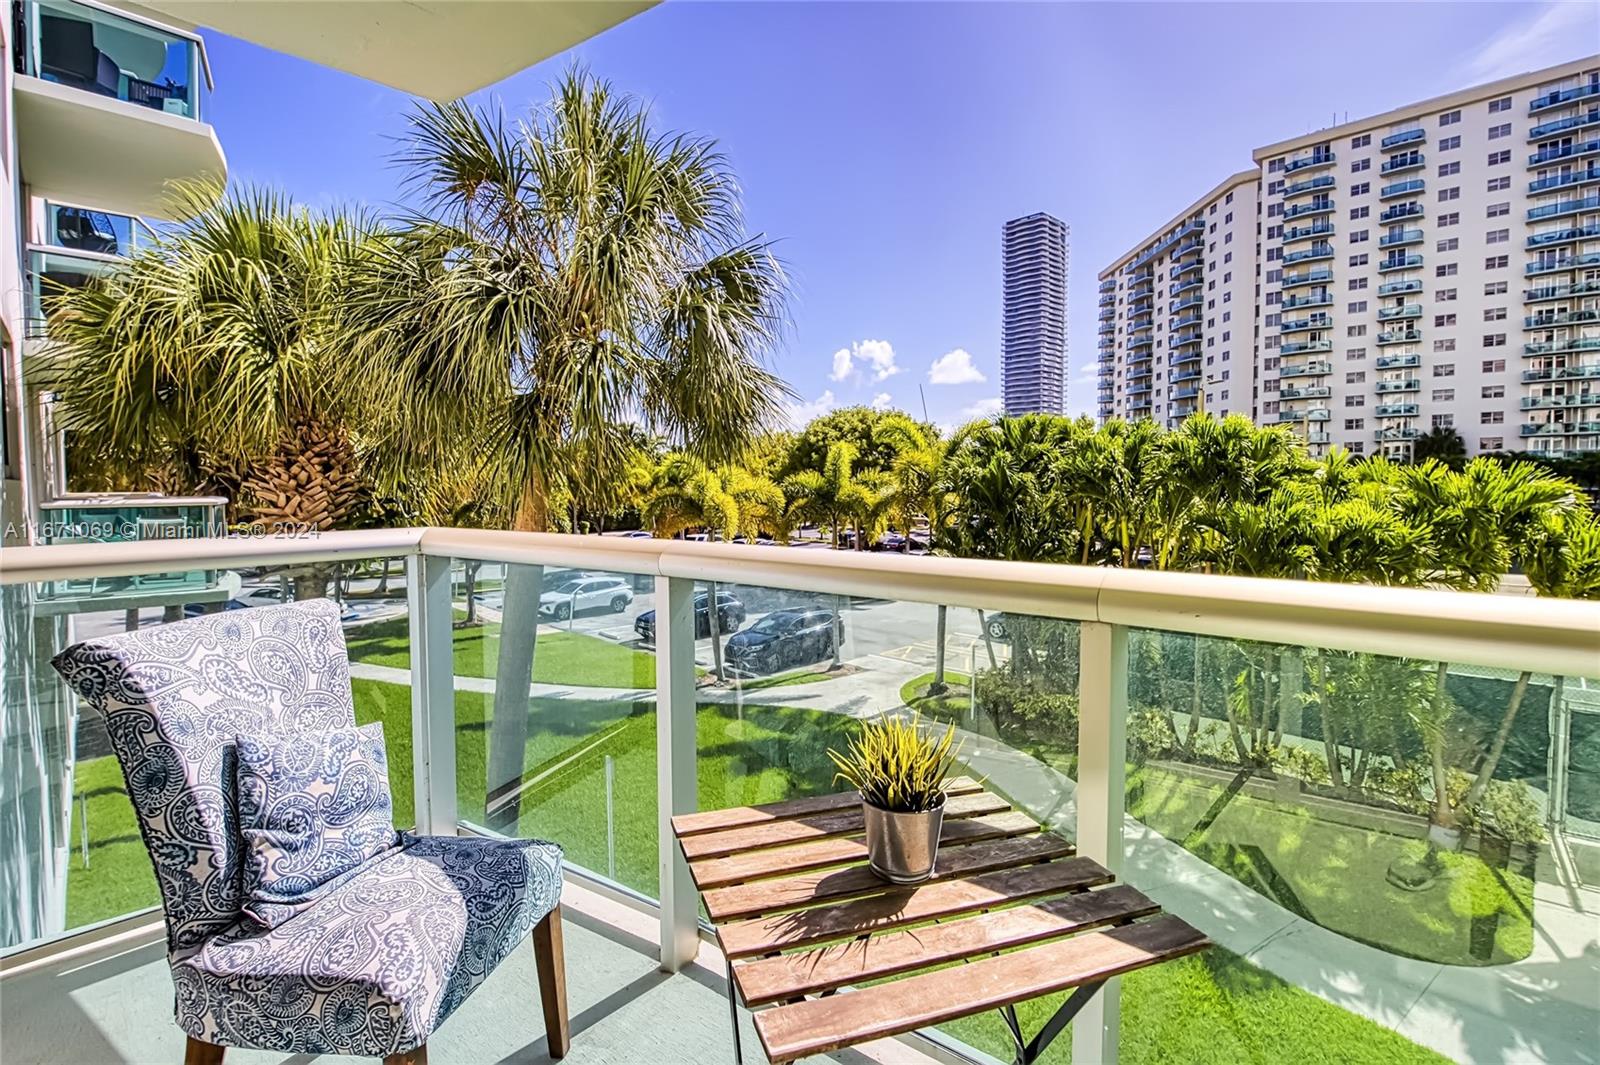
(1075, 361, 1099, 379)
(829, 339, 901, 383)
(786, 389, 836, 428)
(961, 397, 1003, 420)
(1464, 3, 1596, 84)
(870, 392, 893, 411)
(927, 348, 987, 385)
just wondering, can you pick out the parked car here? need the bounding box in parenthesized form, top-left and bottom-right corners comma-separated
(633, 590, 746, 644)
(725, 608, 845, 675)
(983, 612, 1011, 641)
(538, 575, 634, 621)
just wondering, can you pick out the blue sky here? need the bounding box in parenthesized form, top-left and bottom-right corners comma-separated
(203, 1, 1596, 431)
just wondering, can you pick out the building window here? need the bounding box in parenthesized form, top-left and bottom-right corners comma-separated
(1440, 134, 1461, 150)
(1487, 176, 1511, 192)
(1486, 229, 1509, 245)
(1482, 384, 1504, 398)
(1435, 288, 1457, 301)
(1438, 186, 1460, 202)
(1349, 441, 1366, 455)
(1484, 280, 1507, 295)
(1347, 324, 1367, 337)
(1483, 307, 1507, 322)
(1350, 253, 1369, 267)
(1487, 149, 1511, 166)
(1348, 347, 1367, 360)
(1435, 313, 1457, 327)
(1488, 123, 1511, 140)
(1487, 202, 1510, 218)
(1344, 418, 1365, 430)
(1434, 389, 1455, 401)
(1350, 205, 1370, 220)
(1434, 363, 1455, 376)
(1489, 96, 1513, 113)
(1346, 370, 1366, 384)
(1434, 338, 1456, 352)
(1485, 254, 1508, 269)
(1432, 414, 1454, 429)
(1351, 133, 1371, 148)
(1438, 161, 1461, 177)
(1350, 230, 1369, 243)
(1345, 395, 1365, 407)
(1436, 263, 1458, 277)
(1440, 110, 1461, 126)
(1481, 410, 1504, 424)
(1479, 437, 1503, 450)
(1482, 359, 1507, 373)
(1483, 334, 1506, 347)
(1437, 237, 1459, 252)
(1351, 158, 1371, 172)
(1351, 181, 1370, 196)
(1348, 277, 1368, 290)
(1439, 212, 1460, 227)
(1348, 300, 1368, 313)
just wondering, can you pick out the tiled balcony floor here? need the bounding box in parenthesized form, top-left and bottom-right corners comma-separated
(0, 884, 918, 1065)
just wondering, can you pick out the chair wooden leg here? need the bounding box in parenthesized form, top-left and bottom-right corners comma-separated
(183, 1036, 224, 1065)
(533, 904, 570, 1058)
(384, 1046, 427, 1065)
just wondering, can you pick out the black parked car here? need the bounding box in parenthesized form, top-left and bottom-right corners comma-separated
(634, 590, 746, 644)
(725, 608, 845, 675)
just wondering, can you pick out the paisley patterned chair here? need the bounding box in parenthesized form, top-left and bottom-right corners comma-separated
(52, 599, 569, 1065)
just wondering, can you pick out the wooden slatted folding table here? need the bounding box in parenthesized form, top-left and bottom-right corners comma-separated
(672, 779, 1210, 1065)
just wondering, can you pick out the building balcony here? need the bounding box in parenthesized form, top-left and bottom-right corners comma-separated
(24, 245, 123, 336)
(1524, 363, 1600, 381)
(1283, 200, 1335, 220)
(12, 0, 225, 219)
(1522, 393, 1600, 409)
(1169, 278, 1202, 298)
(1099, 307, 1117, 322)
(1171, 368, 1203, 383)
(1377, 304, 1423, 321)
(1529, 139, 1600, 166)
(1379, 178, 1426, 201)
(1282, 223, 1335, 245)
(1281, 267, 1334, 289)
(1529, 80, 1600, 113)
(1283, 244, 1335, 265)
(1529, 193, 1600, 221)
(1522, 420, 1600, 436)
(1526, 280, 1600, 302)
(1280, 315, 1332, 335)
(1379, 228, 1424, 248)
(1527, 251, 1600, 275)
(1171, 332, 1204, 349)
(1277, 360, 1333, 377)
(1278, 385, 1331, 400)
(1170, 312, 1203, 330)
(1170, 258, 1204, 281)
(1530, 167, 1600, 194)
(1378, 278, 1423, 296)
(1098, 292, 1117, 307)
(1171, 237, 1205, 258)
(1169, 295, 1203, 314)
(1530, 108, 1600, 140)
(1380, 128, 1425, 151)
(1129, 315, 1154, 332)
(1173, 386, 1200, 400)
(1376, 353, 1422, 369)
(1282, 292, 1334, 309)
(1375, 427, 1423, 441)
(1379, 203, 1424, 223)
(1285, 407, 1332, 423)
(1375, 378, 1423, 393)
(1379, 153, 1424, 176)
(1099, 278, 1117, 293)
(1283, 150, 1335, 174)
(1129, 335, 1155, 351)
(1524, 336, 1600, 356)
(1282, 174, 1337, 198)
(1374, 402, 1420, 417)
(1526, 309, 1600, 329)
(1099, 322, 1117, 338)
(1377, 327, 1423, 345)
(1378, 253, 1424, 272)
(1128, 381, 1154, 396)
(1279, 338, 1333, 356)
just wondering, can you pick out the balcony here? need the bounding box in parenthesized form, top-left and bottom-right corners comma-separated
(1522, 393, 1600, 409)
(1129, 315, 1154, 332)
(1374, 402, 1420, 416)
(1169, 278, 1202, 298)
(1524, 363, 1600, 381)
(1282, 174, 1336, 198)
(1279, 338, 1333, 356)
(1529, 194, 1600, 220)
(12, 0, 225, 219)
(1282, 222, 1335, 245)
(1099, 322, 1116, 338)
(1169, 295, 1203, 315)
(24, 244, 123, 335)
(1278, 385, 1330, 400)
(1524, 336, 1600, 356)
(1171, 367, 1202, 383)
(1530, 108, 1600, 140)
(1170, 312, 1203, 330)
(1379, 228, 1424, 248)
(1524, 281, 1600, 302)
(1099, 278, 1117, 293)
(1283, 244, 1334, 265)
(1283, 149, 1335, 174)
(1379, 152, 1424, 176)
(1525, 309, 1600, 329)
(1170, 258, 1203, 280)
(1527, 251, 1600, 275)
(1380, 128, 1425, 151)
(1378, 278, 1423, 296)
(1277, 359, 1332, 377)
(1375, 427, 1423, 441)
(1377, 327, 1423, 345)
(1305, 431, 1333, 444)
(1377, 304, 1423, 321)
(1378, 253, 1423, 272)
(1376, 353, 1421, 369)
(1379, 178, 1425, 200)
(1171, 237, 1205, 258)
(1099, 307, 1117, 322)
(1173, 386, 1200, 400)
(1530, 167, 1600, 194)
(1522, 420, 1600, 436)
(7, 529, 1591, 1065)
(1281, 267, 1334, 289)
(1379, 203, 1424, 223)
(1282, 292, 1333, 309)
(1529, 80, 1600, 113)
(1171, 332, 1204, 349)
(1529, 139, 1600, 166)
(1280, 315, 1332, 335)
(1375, 378, 1422, 393)
(1282, 200, 1334, 220)
(1098, 292, 1116, 307)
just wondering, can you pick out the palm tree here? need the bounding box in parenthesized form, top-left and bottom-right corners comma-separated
(1411, 426, 1468, 469)
(784, 442, 880, 550)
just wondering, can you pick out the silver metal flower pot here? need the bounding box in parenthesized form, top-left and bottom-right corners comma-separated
(862, 795, 945, 884)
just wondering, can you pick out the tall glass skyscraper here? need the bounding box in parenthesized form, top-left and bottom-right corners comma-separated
(1002, 212, 1069, 415)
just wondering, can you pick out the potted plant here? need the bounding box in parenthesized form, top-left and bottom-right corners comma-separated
(829, 713, 961, 884)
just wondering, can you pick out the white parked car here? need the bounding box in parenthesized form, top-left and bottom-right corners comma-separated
(537, 575, 635, 621)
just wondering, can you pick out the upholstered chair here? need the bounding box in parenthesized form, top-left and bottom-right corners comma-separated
(52, 599, 568, 1065)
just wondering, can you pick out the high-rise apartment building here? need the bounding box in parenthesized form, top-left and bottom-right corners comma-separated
(1097, 173, 1260, 426)
(1002, 212, 1069, 415)
(1098, 55, 1600, 460)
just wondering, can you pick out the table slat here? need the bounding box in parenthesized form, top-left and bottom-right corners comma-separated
(717, 854, 1110, 958)
(680, 790, 1011, 861)
(733, 883, 1158, 1006)
(704, 832, 1075, 922)
(688, 810, 1038, 889)
(671, 777, 982, 837)
(754, 914, 1211, 1063)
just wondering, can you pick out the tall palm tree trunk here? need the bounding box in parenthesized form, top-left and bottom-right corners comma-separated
(930, 605, 948, 694)
(707, 581, 726, 682)
(1461, 670, 1532, 812)
(489, 469, 551, 833)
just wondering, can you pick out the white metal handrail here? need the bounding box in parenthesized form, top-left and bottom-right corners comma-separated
(3, 526, 1597, 675)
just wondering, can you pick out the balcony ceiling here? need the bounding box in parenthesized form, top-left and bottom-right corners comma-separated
(119, 1, 657, 101)
(12, 78, 227, 221)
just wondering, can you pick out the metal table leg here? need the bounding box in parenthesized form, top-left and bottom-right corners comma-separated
(1004, 979, 1107, 1065)
(726, 971, 744, 1064)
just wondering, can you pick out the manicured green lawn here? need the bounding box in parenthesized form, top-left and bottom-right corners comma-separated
(898, 670, 972, 718)
(345, 615, 657, 689)
(726, 666, 845, 693)
(64, 684, 1449, 1064)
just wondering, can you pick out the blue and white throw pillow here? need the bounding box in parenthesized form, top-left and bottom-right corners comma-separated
(234, 722, 400, 929)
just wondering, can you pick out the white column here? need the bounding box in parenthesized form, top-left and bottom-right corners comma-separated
(407, 553, 457, 836)
(1074, 621, 1128, 1065)
(656, 575, 699, 971)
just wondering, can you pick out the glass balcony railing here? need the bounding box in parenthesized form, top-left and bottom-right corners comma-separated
(1279, 338, 1333, 356)
(44, 202, 157, 256)
(1525, 309, 1600, 328)
(1521, 420, 1600, 436)
(1278, 385, 1330, 400)
(1529, 167, 1600, 194)
(1305, 430, 1332, 443)
(1377, 327, 1423, 345)
(1529, 108, 1600, 140)
(1283, 244, 1334, 264)
(1099, 278, 1117, 293)
(1375, 426, 1423, 441)
(18, 0, 208, 120)
(1374, 402, 1420, 416)
(1379, 253, 1424, 272)
(1281, 267, 1333, 288)
(1524, 363, 1600, 381)
(1170, 312, 1203, 330)
(1379, 228, 1424, 248)
(1282, 174, 1336, 197)
(1524, 336, 1600, 356)
(1283, 200, 1334, 220)
(1379, 203, 1424, 223)
(1283, 150, 1335, 174)
(1380, 128, 1425, 150)
(1527, 251, 1600, 275)
(1277, 360, 1333, 377)
(1379, 178, 1425, 200)
(1529, 80, 1600, 113)
(1375, 378, 1422, 392)
(1378, 303, 1423, 320)
(1379, 278, 1423, 296)
(1282, 292, 1333, 309)
(1171, 332, 1204, 348)
(1529, 139, 1600, 166)
(1169, 296, 1203, 315)
(33, 496, 228, 608)
(24, 245, 122, 335)
(1169, 278, 1203, 298)
(1280, 316, 1332, 335)
(1526, 280, 1600, 302)
(1376, 353, 1422, 369)
(1282, 222, 1335, 244)
(1522, 393, 1599, 409)
(1380, 152, 1424, 175)
(1528, 194, 1600, 220)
